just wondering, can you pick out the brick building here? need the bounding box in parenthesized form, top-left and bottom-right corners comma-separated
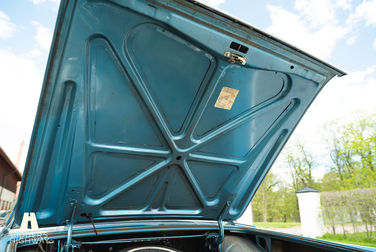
(0, 146, 22, 210)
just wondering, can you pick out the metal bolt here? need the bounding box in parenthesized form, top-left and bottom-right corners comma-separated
(108, 247, 113, 251)
(88, 250, 93, 252)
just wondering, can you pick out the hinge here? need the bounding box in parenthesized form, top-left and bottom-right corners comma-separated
(205, 201, 231, 251)
(224, 51, 246, 65)
(64, 200, 80, 252)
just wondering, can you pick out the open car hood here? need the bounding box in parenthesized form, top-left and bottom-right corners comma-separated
(15, 0, 345, 227)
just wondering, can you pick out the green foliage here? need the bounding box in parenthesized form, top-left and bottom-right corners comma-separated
(252, 172, 299, 222)
(321, 171, 339, 192)
(321, 188, 376, 239)
(321, 111, 376, 190)
(319, 232, 376, 248)
(252, 110, 376, 228)
(282, 140, 316, 191)
(251, 172, 280, 222)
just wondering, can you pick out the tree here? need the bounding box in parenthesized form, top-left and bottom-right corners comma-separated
(251, 169, 300, 223)
(321, 111, 376, 190)
(260, 172, 279, 222)
(321, 171, 339, 192)
(252, 111, 376, 224)
(278, 181, 297, 222)
(278, 139, 319, 221)
(282, 140, 317, 189)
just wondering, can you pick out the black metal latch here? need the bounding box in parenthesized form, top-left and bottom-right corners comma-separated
(205, 201, 231, 251)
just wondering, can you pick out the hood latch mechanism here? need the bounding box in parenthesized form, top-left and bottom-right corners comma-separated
(205, 201, 231, 251)
(224, 52, 246, 65)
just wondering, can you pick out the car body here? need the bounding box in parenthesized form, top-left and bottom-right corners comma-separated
(0, 0, 374, 251)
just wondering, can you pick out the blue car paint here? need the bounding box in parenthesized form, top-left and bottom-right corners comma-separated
(2, 0, 373, 251)
(14, 0, 344, 226)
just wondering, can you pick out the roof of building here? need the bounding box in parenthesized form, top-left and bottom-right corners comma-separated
(296, 186, 321, 194)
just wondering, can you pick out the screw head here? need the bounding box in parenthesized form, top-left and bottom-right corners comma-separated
(108, 247, 113, 251)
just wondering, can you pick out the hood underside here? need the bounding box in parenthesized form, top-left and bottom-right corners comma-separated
(15, 0, 345, 227)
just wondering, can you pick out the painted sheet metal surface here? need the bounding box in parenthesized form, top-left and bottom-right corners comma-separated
(15, 0, 345, 226)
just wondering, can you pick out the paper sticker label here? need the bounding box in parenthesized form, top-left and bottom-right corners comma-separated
(214, 87, 239, 110)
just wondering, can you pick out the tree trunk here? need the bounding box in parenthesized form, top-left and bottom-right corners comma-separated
(263, 192, 267, 222)
(262, 183, 267, 222)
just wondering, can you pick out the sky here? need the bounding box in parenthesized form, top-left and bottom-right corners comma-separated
(0, 0, 375, 178)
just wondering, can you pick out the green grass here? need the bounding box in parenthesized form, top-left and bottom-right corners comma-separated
(318, 232, 376, 248)
(253, 222, 301, 228)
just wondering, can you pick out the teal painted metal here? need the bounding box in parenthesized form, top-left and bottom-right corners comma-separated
(14, 0, 345, 229)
